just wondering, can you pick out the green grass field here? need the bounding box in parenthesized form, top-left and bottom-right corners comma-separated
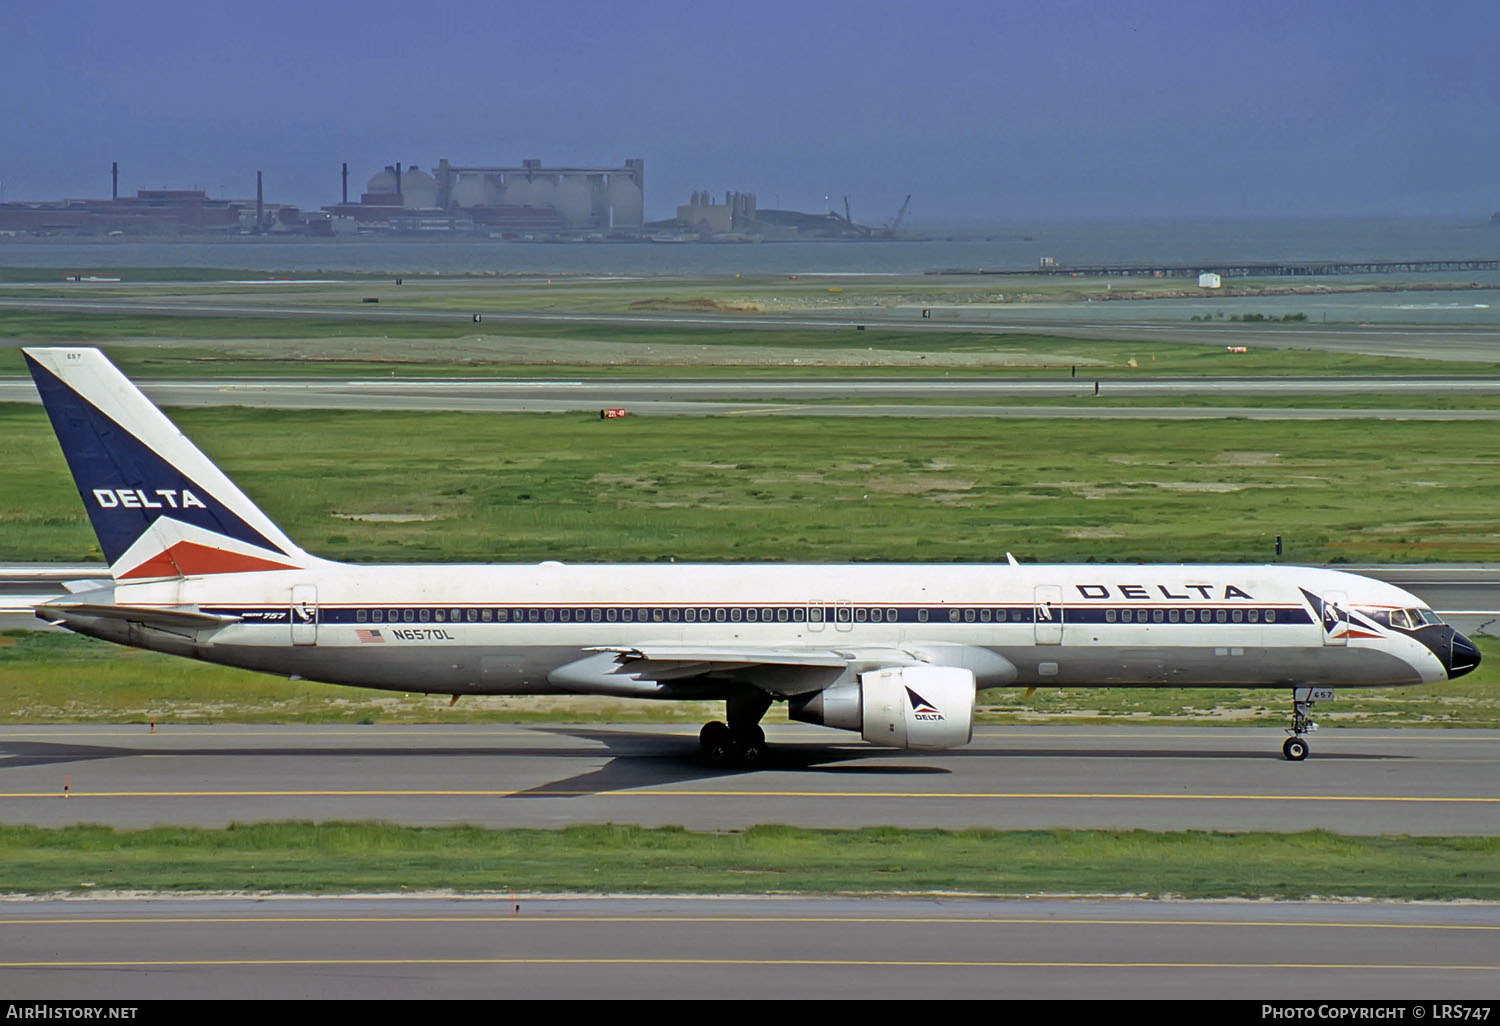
(4, 309, 1500, 379)
(3, 404, 1497, 565)
(3, 823, 1495, 899)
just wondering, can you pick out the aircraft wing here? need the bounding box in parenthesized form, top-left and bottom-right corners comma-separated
(553, 644, 917, 697)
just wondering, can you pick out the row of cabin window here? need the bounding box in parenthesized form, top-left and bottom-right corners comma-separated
(348, 606, 1276, 626)
(355, 606, 901, 624)
(1104, 607, 1276, 624)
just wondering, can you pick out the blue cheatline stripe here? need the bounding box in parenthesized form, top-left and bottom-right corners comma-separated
(25, 356, 288, 564)
(198, 603, 1315, 628)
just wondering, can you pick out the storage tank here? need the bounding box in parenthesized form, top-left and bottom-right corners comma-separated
(606, 176, 643, 228)
(367, 168, 398, 195)
(553, 175, 592, 225)
(451, 171, 488, 208)
(401, 166, 438, 209)
(505, 176, 555, 209)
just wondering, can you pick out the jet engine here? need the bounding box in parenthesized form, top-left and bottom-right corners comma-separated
(789, 666, 976, 749)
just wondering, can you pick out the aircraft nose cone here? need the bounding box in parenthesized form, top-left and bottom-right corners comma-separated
(1448, 631, 1481, 679)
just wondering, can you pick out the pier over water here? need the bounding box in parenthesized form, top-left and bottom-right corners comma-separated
(930, 259, 1499, 278)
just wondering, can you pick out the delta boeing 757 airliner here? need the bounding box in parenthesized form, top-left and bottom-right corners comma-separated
(23, 347, 1480, 763)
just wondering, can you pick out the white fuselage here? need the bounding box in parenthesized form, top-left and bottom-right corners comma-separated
(77, 561, 1449, 698)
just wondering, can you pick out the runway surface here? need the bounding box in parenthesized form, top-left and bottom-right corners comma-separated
(2, 894, 1495, 999)
(3, 725, 1496, 835)
(4, 374, 1500, 419)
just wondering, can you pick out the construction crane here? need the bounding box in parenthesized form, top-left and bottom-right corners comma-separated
(872, 194, 911, 238)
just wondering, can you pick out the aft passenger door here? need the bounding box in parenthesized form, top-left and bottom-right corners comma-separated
(1034, 585, 1063, 645)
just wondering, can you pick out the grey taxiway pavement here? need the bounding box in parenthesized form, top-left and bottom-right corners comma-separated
(2, 895, 1495, 999)
(4, 374, 1500, 419)
(3, 724, 1497, 835)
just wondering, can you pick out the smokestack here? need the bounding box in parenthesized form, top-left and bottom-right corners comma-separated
(111, 162, 118, 200)
(256, 170, 263, 228)
(341, 162, 348, 205)
(394, 163, 402, 198)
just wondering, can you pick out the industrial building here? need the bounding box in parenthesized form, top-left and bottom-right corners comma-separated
(0, 164, 318, 236)
(0, 189, 245, 235)
(676, 191, 757, 233)
(324, 158, 646, 234)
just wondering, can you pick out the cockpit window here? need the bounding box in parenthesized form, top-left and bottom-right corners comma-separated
(1388, 607, 1443, 629)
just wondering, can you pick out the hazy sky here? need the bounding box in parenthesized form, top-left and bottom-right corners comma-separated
(5, 0, 1497, 221)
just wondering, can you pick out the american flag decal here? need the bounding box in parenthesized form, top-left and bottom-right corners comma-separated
(356, 629, 384, 643)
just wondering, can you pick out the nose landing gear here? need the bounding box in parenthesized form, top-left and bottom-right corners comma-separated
(1283, 686, 1331, 761)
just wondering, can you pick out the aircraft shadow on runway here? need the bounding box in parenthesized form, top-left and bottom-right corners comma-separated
(506, 728, 952, 798)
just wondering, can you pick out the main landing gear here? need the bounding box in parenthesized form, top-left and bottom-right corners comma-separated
(1283, 687, 1326, 761)
(699, 691, 773, 768)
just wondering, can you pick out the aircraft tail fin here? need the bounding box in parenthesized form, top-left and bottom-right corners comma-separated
(24, 347, 311, 581)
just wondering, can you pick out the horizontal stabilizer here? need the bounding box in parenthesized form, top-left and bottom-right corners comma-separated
(36, 602, 241, 630)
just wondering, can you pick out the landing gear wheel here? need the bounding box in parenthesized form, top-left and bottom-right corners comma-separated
(737, 736, 766, 767)
(1283, 736, 1309, 761)
(704, 737, 740, 768)
(699, 721, 731, 751)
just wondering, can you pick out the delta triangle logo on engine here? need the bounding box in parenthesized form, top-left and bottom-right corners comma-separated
(906, 686, 944, 721)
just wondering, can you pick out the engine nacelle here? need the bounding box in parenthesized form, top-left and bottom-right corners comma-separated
(789, 666, 976, 749)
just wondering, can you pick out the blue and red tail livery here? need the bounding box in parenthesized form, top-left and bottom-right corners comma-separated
(25, 348, 307, 580)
